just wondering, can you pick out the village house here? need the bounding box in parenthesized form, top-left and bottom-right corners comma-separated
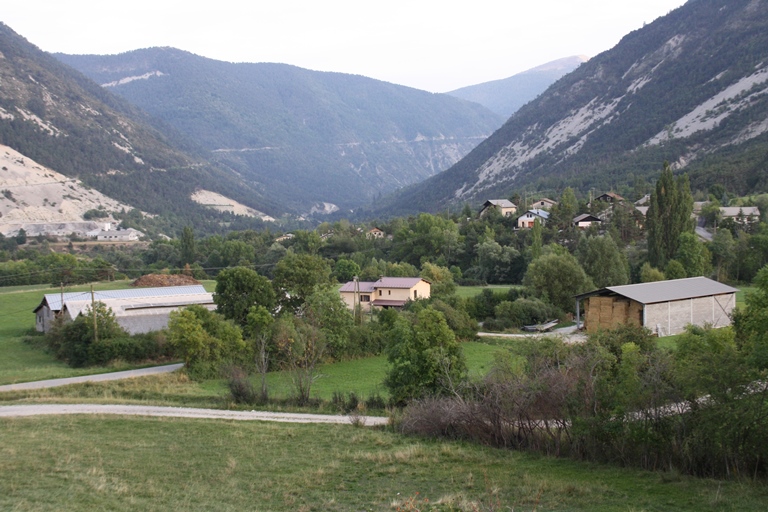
(530, 198, 557, 210)
(516, 209, 549, 229)
(593, 192, 625, 204)
(33, 285, 214, 335)
(366, 227, 385, 239)
(479, 199, 517, 217)
(339, 277, 431, 311)
(573, 213, 602, 229)
(720, 206, 760, 224)
(574, 277, 737, 336)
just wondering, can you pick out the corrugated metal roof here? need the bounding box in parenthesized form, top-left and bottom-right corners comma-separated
(62, 293, 214, 320)
(576, 277, 738, 305)
(37, 285, 209, 312)
(720, 206, 760, 218)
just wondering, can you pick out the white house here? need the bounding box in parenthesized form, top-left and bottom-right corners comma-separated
(516, 209, 549, 228)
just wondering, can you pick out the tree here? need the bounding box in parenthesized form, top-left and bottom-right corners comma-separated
(710, 229, 735, 281)
(167, 305, 247, 379)
(665, 259, 687, 280)
(333, 259, 360, 283)
(523, 251, 594, 312)
(675, 232, 712, 278)
(303, 286, 354, 360)
(180, 226, 196, 265)
(214, 266, 276, 326)
(272, 315, 325, 404)
(273, 253, 332, 313)
(529, 218, 543, 260)
(384, 307, 467, 404)
(576, 234, 629, 288)
(246, 305, 274, 402)
(640, 262, 665, 283)
(646, 164, 693, 268)
(48, 301, 128, 367)
(420, 262, 456, 297)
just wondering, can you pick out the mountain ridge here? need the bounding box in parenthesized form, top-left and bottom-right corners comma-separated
(55, 48, 504, 213)
(377, 0, 768, 215)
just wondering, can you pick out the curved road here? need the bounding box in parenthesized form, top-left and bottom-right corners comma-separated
(0, 364, 388, 426)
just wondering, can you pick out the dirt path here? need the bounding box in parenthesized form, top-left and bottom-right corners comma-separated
(0, 363, 184, 392)
(0, 404, 389, 426)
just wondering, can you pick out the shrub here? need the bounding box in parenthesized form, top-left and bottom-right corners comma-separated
(494, 298, 559, 329)
(227, 366, 257, 404)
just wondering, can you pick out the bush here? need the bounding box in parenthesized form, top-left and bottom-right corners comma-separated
(494, 298, 559, 329)
(227, 366, 257, 404)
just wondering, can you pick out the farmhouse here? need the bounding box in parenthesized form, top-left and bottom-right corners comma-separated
(33, 285, 214, 334)
(480, 199, 517, 217)
(574, 277, 737, 336)
(95, 228, 143, 242)
(339, 277, 430, 311)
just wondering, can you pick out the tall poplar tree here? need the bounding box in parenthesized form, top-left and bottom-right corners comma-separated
(646, 164, 693, 268)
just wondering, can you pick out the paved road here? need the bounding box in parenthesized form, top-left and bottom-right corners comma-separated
(0, 363, 183, 392)
(0, 404, 389, 425)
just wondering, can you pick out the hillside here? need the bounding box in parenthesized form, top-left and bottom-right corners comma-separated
(55, 48, 503, 212)
(0, 144, 136, 236)
(379, 0, 768, 215)
(0, 23, 280, 235)
(447, 56, 588, 118)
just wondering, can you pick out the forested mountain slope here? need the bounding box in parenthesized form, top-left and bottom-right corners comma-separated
(380, 0, 768, 215)
(56, 49, 503, 212)
(0, 23, 278, 233)
(447, 56, 587, 118)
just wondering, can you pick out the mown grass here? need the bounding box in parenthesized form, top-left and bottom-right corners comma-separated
(1, 415, 765, 511)
(455, 285, 516, 298)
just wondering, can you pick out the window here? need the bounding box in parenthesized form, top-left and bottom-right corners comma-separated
(378, 290, 382, 296)
(414, 290, 417, 299)
(360, 295, 370, 302)
(388, 290, 391, 295)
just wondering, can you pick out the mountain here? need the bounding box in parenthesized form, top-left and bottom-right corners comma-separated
(447, 56, 588, 118)
(381, 0, 768, 215)
(55, 48, 503, 213)
(0, 23, 279, 235)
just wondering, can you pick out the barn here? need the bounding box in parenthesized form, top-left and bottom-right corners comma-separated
(34, 285, 214, 335)
(574, 277, 738, 336)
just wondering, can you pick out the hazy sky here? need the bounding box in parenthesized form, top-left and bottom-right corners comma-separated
(4, 1, 688, 92)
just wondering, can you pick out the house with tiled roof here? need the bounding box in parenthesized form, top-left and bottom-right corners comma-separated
(480, 199, 517, 217)
(339, 277, 430, 311)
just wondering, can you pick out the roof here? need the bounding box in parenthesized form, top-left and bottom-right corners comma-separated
(534, 198, 557, 205)
(520, 209, 550, 220)
(575, 277, 738, 305)
(573, 213, 601, 223)
(374, 277, 428, 288)
(339, 281, 376, 293)
(635, 206, 649, 216)
(596, 192, 625, 201)
(720, 206, 760, 218)
(34, 285, 209, 313)
(62, 293, 214, 320)
(483, 199, 516, 209)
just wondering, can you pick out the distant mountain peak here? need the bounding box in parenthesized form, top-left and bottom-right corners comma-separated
(447, 55, 587, 118)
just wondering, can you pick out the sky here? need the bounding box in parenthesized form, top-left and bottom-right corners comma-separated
(4, 0, 688, 93)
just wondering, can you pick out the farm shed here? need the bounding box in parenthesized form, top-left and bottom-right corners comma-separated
(574, 277, 738, 336)
(34, 285, 213, 334)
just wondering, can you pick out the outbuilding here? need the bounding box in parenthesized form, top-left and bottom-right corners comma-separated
(34, 285, 214, 334)
(574, 277, 737, 336)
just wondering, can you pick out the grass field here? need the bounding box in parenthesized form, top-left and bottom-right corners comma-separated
(455, 285, 517, 298)
(3, 282, 768, 509)
(2, 415, 766, 511)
